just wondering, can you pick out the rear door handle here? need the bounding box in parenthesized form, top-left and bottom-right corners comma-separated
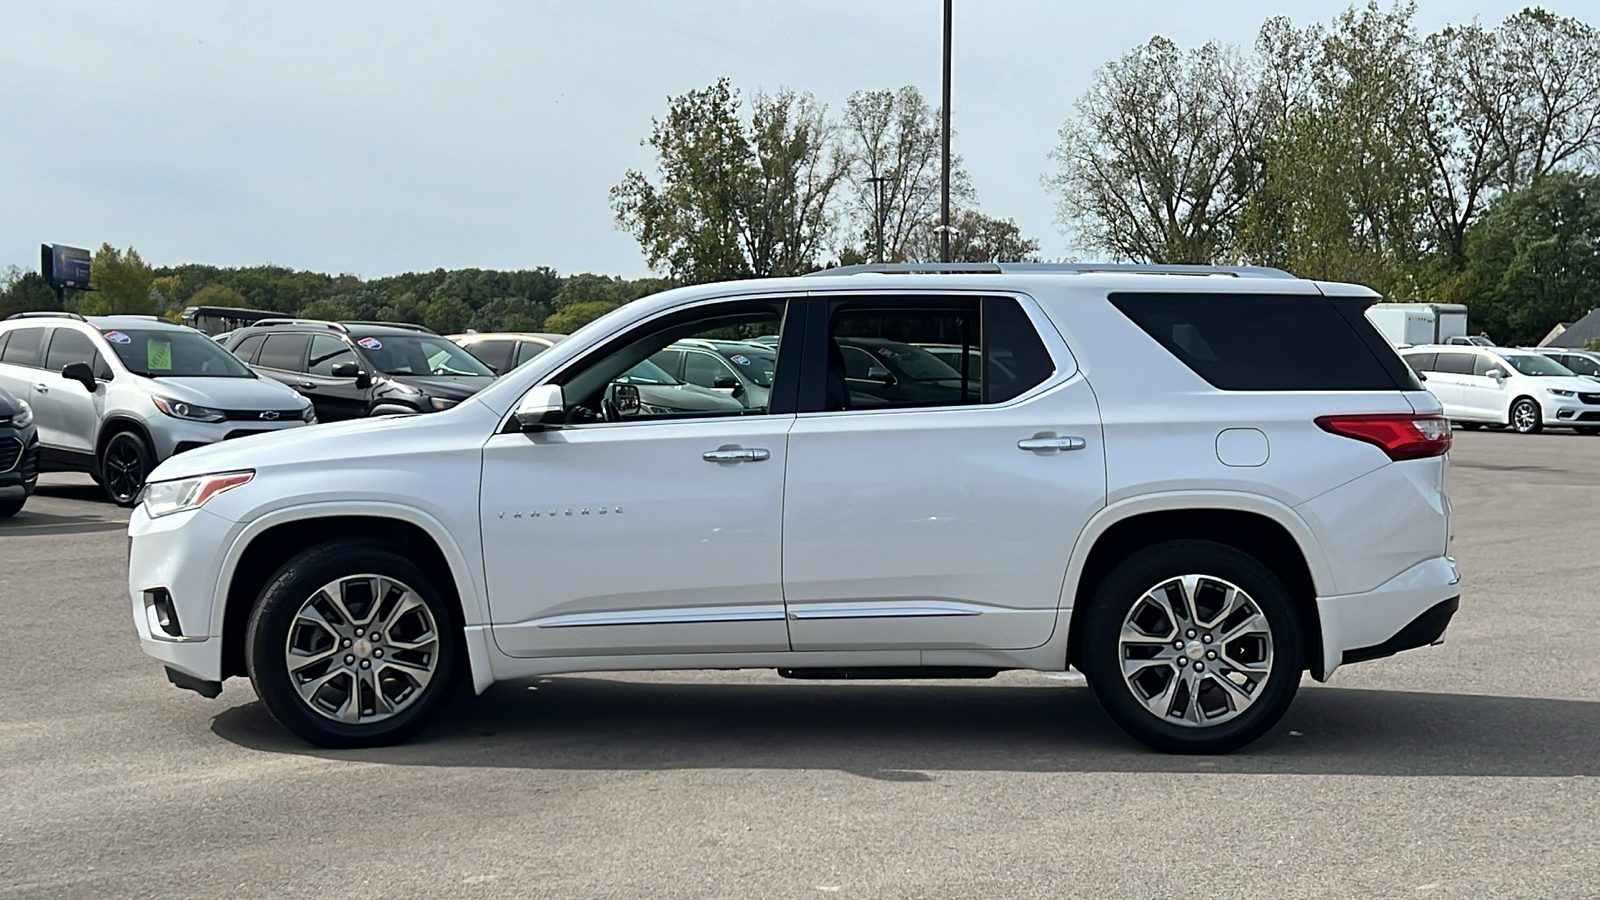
(33, 383, 48, 394)
(1018, 435, 1086, 452)
(703, 447, 771, 463)
(297, 382, 317, 390)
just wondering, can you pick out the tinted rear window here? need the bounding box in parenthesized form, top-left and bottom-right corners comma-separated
(1109, 293, 1413, 391)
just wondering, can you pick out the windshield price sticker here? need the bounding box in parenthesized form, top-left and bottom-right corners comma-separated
(147, 340, 173, 371)
(730, 354, 750, 365)
(877, 347, 898, 358)
(103, 331, 132, 344)
(358, 337, 382, 350)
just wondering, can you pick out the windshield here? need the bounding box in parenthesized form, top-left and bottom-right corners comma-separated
(101, 328, 254, 378)
(357, 335, 494, 376)
(719, 347, 776, 387)
(615, 358, 681, 386)
(1502, 354, 1574, 377)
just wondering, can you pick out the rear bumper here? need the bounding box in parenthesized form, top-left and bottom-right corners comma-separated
(1314, 555, 1460, 679)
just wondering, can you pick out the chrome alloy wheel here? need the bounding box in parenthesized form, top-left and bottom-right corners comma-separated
(1512, 399, 1539, 433)
(283, 574, 440, 724)
(1118, 574, 1274, 727)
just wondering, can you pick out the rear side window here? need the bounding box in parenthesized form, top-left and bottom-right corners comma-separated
(984, 298, 1054, 403)
(1402, 352, 1436, 374)
(1109, 293, 1413, 391)
(0, 328, 46, 367)
(257, 333, 310, 372)
(516, 341, 552, 366)
(1432, 352, 1475, 375)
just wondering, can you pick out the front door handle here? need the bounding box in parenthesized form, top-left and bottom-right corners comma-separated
(297, 382, 317, 390)
(33, 383, 48, 394)
(1018, 434, 1086, 452)
(703, 447, 771, 463)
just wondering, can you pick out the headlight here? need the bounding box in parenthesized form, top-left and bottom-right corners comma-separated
(151, 396, 227, 423)
(11, 400, 32, 429)
(430, 397, 459, 411)
(140, 471, 254, 518)
(1547, 389, 1576, 397)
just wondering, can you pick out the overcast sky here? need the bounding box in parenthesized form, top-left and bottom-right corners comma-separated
(1, 0, 1548, 280)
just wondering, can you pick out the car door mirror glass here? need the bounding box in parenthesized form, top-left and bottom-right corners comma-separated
(60, 361, 96, 392)
(1488, 368, 1505, 380)
(604, 382, 643, 419)
(329, 361, 362, 379)
(514, 384, 565, 431)
(866, 364, 895, 385)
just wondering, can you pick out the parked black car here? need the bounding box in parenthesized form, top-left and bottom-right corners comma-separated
(0, 386, 40, 517)
(223, 320, 497, 421)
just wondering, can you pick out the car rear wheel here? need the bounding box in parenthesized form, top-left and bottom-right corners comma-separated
(1510, 397, 1542, 434)
(1080, 540, 1303, 754)
(246, 540, 460, 748)
(99, 430, 151, 506)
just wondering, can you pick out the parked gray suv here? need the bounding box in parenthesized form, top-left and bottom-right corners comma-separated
(0, 313, 314, 505)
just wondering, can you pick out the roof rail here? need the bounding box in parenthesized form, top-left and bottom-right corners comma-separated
(251, 318, 348, 332)
(5, 311, 88, 322)
(340, 321, 437, 334)
(807, 262, 1297, 279)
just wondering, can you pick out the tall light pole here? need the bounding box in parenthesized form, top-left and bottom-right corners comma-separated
(940, 0, 952, 263)
(865, 175, 889, 263)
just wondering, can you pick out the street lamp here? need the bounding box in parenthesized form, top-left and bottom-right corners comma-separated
(940, 0, 952, 263)
(865, 175, 889, 263)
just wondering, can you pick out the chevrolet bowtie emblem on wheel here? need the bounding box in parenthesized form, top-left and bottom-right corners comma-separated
(259, 410, 280, 420)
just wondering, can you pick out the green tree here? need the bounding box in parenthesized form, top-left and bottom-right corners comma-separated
(544, 300, 622, 334)
(840, 86, 970, 262)
(612, 78, 845, 282)
(423, 296, 472, 335)
(1463, 172, 1600, 344)
(0, 270, 62, 317)
(185, 283, 249, 309)
(903, 208, 1041, 263)
(74, 244, 155, 315)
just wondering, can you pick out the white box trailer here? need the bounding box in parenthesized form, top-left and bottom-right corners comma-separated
(1364, 303, 1469, 347)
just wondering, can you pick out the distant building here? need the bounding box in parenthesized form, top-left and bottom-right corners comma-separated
(1540, 309, 1600, 348)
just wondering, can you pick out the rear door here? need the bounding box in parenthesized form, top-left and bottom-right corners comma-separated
(0, 328, 49, 440)
(781, 293, 1103, 652)
(253, 332, 314, 402)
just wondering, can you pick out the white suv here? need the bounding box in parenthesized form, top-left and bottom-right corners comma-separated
(127, 264, 1459, 754)
(1400, 345, 1600, 435)
(0, 313, 314, 504)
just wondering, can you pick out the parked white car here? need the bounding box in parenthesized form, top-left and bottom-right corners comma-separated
(128, 264, 1459, 754)
(1400, 345, 1600, 434)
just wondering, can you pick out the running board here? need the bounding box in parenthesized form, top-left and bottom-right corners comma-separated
(777, 667, 1000, 680)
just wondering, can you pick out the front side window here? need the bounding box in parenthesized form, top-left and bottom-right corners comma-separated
(308, 334, 357, 376)
(231, 333, 267, 364)
(1562, 355, 1600, 376)
(357, 335, 494, 377)
(101, 328, 254, 377)
(555, 300, 787, 422)
(44, 329, 109, 378)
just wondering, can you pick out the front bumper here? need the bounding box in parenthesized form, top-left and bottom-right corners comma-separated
(128, 504, 238, 683)
(0, 430, 38, 497)
(1315, 555, 1460, 679)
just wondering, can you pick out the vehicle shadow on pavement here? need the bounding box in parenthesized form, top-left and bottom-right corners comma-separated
(0, 510, 127, 536)
(211, 679, 1600, 778)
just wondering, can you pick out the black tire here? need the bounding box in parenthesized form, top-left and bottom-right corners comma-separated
(1080, 540, 1303, 754)
(1576, 426, 1600, 436)
(1509, 397, 1543, 434)
(99, 430, 152, 506)
(0, 497, 24, 518)
(245, 540, 461, 748)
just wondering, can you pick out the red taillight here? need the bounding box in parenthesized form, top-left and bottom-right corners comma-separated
(1315, 414, 1451, 461)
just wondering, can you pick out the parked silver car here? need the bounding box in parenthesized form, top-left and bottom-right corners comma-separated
(0, 313, 314, 505)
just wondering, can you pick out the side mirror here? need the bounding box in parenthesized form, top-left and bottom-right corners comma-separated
(712, 374, 739, 390)
(1487, 368, 1506, 381)
(604, 382, 643, 419)
(866, 364, 896, 385)
(330, 361, 372, 389)
(61, 362, 97, 393)
(514, 384, 565, 431)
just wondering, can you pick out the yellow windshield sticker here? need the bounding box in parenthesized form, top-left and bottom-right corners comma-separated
(147, 339, 173, 371)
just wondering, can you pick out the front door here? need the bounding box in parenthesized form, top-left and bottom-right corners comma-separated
(303, 334, 371, 421)
(1462, 353, 1511, 421)
(37, 328, 108, 454)
(482, 297, 799, 658)
(782, 294, 1106, 652)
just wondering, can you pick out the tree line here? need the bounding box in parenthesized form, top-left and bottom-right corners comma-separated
(3, 2, 1596, 344)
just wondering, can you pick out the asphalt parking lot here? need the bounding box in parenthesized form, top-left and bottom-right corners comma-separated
(2, 430, 1597, 900)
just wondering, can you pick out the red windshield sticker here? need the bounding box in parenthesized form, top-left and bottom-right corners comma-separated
(357, 337, 382, 350)
(103, 331, 132, 344)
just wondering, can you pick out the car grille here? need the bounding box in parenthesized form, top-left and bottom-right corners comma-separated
(1580, 393, 1600, 405)
(19, 442, 37, 480)
(223, 409, 305, 422)
(0, 437, 20, 472)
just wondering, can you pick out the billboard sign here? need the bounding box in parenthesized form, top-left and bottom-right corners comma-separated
(41, 243, 92, 290)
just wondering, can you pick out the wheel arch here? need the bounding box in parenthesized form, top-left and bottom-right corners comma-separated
(214, 503, 493, 691)
(1063, 495, 1331, 680)
(95, 415, 157, 462)
(1510, 394, 1541, 426)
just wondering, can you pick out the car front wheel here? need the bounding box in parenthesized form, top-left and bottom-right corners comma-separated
(99, 430, 151, 506)
(1080, 540, 1303, 754)
(1510, 397, 1543, 434)
(246, 540, 459, 748)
